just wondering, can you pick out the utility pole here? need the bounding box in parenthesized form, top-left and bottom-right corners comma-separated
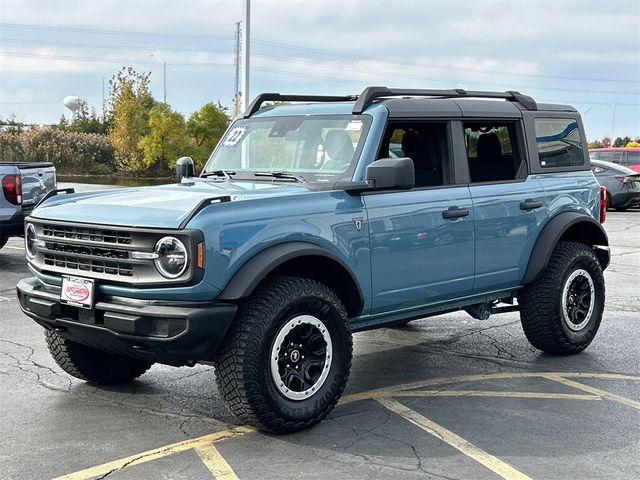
(233, 21, 241, 117)
(241, 0, 250, 113)
(101, 77, 105, 121)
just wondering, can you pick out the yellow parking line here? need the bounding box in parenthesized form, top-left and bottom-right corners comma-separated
(341, 372, 640, 405)
(378, 398, 532, 480)
(392, 390, 601, 400)
(52, 426, 253, 480)
(194, 444, 240, 480)
(543, 375, 640, 411)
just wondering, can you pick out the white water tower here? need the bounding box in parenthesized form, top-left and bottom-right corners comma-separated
(63, 95, 84, 119)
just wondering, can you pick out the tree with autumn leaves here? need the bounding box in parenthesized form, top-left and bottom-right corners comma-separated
(108, 67, 229, 174)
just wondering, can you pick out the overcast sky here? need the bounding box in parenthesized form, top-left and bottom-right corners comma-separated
(0, 0, 638, 140)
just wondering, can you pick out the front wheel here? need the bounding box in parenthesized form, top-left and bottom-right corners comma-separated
(213, 276, 352, 433)
(45, 331, 153, 384)
(519, 241, 605, 355)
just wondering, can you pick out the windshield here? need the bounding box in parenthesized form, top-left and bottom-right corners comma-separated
(202, 115, 370, 182)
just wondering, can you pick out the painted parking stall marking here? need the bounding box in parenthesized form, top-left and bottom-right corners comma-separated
(53, 371, 640, 480)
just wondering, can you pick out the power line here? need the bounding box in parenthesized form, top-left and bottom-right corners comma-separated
(0, 51, 231, 67)
(0, 22, 232, 40)
(253, 54, 639, 97)
(0, 37, 230, 54)
(1, 22, 638, 85)
(251, 39, 640, 86)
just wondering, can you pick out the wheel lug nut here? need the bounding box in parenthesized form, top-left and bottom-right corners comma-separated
(286, 364, 290, 368)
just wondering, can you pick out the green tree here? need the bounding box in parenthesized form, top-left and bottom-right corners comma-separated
(108, 67, 154, 173)
(139, 103, 188, 173)
(613, 137, 625, 147)
(588, 140, 603, 149)
(186, 102, 230, 170)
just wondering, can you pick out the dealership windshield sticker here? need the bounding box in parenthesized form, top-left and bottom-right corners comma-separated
(60, 275, 95, 309)
(222, 126, 249, 147)
(346, 120, 363, 131)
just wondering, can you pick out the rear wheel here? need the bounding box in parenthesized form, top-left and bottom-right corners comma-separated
(45, 331, 153, 384)
(519, 242, 605, 355)
(213, 276, 352, 433)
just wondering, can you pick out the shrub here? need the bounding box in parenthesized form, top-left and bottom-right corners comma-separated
(0, 128, 115, 174)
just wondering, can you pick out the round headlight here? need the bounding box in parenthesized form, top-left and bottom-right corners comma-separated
(25, 223, 37, 258)
(154, 237, 188, 278)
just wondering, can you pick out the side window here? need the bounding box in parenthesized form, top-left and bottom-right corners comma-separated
(378, 122, 449, 188)
(628, 150, 640, 165)
(534, 118, 585, 168)
(464, 122, 525, 182)
(599, 151, 624, 164)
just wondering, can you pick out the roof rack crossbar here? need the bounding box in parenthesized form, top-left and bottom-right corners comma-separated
(352, 86, 537, 113)
(244, 93, 358, 118)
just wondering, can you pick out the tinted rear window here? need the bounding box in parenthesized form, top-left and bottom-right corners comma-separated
(534, 118, 585, 169)
(598, 152, 624, 164)
(628, 150, 640, 164)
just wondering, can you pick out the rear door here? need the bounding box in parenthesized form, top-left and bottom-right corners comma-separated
(19, 163, 56, 206)
(456, 118, 547, 292)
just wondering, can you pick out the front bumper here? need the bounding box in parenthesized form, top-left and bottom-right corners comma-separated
(16, 277, 237, 366)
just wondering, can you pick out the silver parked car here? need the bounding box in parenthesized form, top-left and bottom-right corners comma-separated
(591, 159, 640, 210)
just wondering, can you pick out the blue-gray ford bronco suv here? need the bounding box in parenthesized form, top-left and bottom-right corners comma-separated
(17, 87, 610, 433)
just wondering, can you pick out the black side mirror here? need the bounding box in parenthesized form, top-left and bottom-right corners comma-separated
(365, 157, 415, 190)
(176, 157, 195, 182)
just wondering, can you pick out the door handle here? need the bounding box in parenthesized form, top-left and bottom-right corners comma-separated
(519, 200, 542, 211)
(442, 208, 470, 219)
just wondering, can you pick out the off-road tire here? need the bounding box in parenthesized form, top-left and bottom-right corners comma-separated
(213, 276, 352, 434)
(519, 241, 605, 355)
(45, 330, 153, 384)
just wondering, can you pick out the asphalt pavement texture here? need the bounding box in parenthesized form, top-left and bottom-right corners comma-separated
(1, 210, 638, 480)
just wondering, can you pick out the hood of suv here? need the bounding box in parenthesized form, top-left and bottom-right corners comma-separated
(31, 180, 312, 228)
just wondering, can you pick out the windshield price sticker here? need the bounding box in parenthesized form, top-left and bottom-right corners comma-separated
(222, 126, 248, 147)
(60, 275, 95, 309)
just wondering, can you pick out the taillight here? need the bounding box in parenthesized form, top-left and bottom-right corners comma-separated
(2, 174, 22, 205)
(599, 185, 607, 224)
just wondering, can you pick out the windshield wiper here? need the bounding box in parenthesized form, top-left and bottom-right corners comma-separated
(201, 170, 236, 180)
(253, 171, 306, 183)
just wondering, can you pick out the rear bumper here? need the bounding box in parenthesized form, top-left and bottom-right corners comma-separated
(0, 205, 34, 237)
(16, 277, 237, 366)
(611, 190, 640, 208)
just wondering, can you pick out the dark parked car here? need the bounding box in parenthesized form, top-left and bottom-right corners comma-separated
(591, 159, 640, 210)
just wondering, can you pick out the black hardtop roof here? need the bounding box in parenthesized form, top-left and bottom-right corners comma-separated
(244, 86, 577, 118)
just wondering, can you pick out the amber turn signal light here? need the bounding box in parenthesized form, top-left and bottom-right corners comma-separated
(196, 242, 205, 268)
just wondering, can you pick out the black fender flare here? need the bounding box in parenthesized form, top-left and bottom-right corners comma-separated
(522, 212, 609, 285)
(217, 242, 364, 309)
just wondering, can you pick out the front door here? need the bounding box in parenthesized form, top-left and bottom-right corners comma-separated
(365, 187, 475, 314)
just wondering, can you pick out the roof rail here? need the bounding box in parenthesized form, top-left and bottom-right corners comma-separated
(352, 86, 537, 113)
(243, 87, 538, 118)
(244, 93, 358, 118)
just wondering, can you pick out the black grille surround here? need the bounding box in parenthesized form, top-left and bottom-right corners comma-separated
(26, 218, 203, 286)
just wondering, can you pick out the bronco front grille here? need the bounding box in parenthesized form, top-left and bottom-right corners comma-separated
(28, 220, 199, 285)
(43, 253, 134, 277)
(42, 223, 132, 245)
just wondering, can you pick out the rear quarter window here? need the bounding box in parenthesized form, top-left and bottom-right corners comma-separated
(534, 118, 585, 169)
(627, 150, 640, 165)
(598, 151, 624, 164)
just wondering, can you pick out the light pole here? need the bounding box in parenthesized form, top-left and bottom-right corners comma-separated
(150, 54, 167, 103)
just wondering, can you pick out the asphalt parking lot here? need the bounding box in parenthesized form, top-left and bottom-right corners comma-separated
(1, 210, 639, 480)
